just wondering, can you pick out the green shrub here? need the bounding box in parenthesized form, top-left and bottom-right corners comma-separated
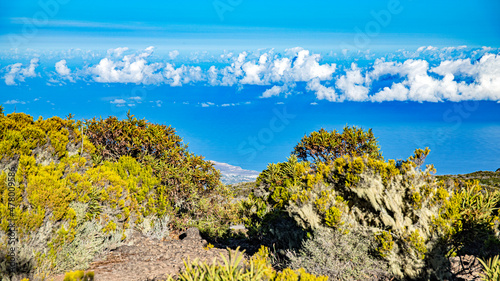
(243, 127, 500, 279)
(169, 246, 328, 281)
(434, 180, 500, 258)
(286, 227, 392, 281)
(63, 270, 94, 281)
(478, 255, 500, 281)
(170, 247, 268, 281)
(292, 125, 382, 163)
(0, 111, 240, 279)
(51, 202, 127, 272)
(437, 170, 500, 189)
(243, 149, 445, 278)
(136, 213, 170, 240)
(84, 111, 238, 236)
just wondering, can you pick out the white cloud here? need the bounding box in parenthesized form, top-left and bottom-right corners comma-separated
(169, 50, 179, 60)
(367, 53, 500, 102)
(107, 47, 129, 57)
(3, 58, 39, 85)
(4, 99, 26, 105)
(209, 48, 336, 87)
(370, 83, 409, 102)
(129, 96, 142, 101)
(430, 58, 475, 77)
(4, 63, 22, 85)
(207, 66, 219, 86)
(55, 60, 71, 76)
(54, 60, 75, 82)
(286, 48, 336, 81)
(442, 46, 467, 53)
(261, 85, 285, 98)
(220, 51, 234, 60)
(306, 79, 338, 102)
(210, 160, 259, 177)
(335, 63, 369, 101)
(240, 53, 269, 84)
(417, 46, 438, 52)
(110, 99, 126, 104)
(201, 102, 215, 107)
(163, 63, 203, 86)
(91, 47, 164, 84)
(3, 46, 500, 103)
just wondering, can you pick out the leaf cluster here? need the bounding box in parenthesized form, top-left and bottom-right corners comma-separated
(169, 246, 328, 281)
(292, 126, 382, 163)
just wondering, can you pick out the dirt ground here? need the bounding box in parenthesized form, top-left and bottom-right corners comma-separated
(48, 227, 251, 281)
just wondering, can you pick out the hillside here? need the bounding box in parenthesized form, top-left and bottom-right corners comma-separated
(437, 170, 500, 190)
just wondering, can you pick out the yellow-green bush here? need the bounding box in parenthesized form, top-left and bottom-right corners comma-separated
(1, 152, 231, 278)
(242, 127, 500, 279)
(0, 111, 240, 280)
(0, 112, 87, 162)
(63, 270, 94, 281)
(292, 126, 382, 163)
(84, 112, 238, 235)
(169, 246, 328, 281)
(374, 230, 394, 258)
(478, 255, 500, 281)
(433, 179, 500, 260)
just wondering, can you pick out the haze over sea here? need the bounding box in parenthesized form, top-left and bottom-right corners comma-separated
(1, 0, 499, 177)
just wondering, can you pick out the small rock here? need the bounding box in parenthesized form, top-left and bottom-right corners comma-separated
(180, 227, 202, 240)
(229, 224, 246, 230)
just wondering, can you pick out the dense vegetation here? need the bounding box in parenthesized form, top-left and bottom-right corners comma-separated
(0, 108, 238, 280)
(240, 126, 500, 280)
(1, 107, 499, 281)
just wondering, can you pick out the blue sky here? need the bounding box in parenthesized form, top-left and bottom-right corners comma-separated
(1, 0, 499, 175)
(1, 0, 500, 49)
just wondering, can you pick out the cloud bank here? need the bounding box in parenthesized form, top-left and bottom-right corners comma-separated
(211, 160, 259, 178)
(2, 46, 500, 102)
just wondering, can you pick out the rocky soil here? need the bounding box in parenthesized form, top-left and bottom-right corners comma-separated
(48, 227, 250, 281)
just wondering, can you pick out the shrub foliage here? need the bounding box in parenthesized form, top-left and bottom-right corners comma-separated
(241, 126, 500, 280)
(169, 246, 328, 281)
(1, 107, 498, 281)
(292, 126, 382, 163)
(0, 110, 239, 280)
(286, 227, 392, 280)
